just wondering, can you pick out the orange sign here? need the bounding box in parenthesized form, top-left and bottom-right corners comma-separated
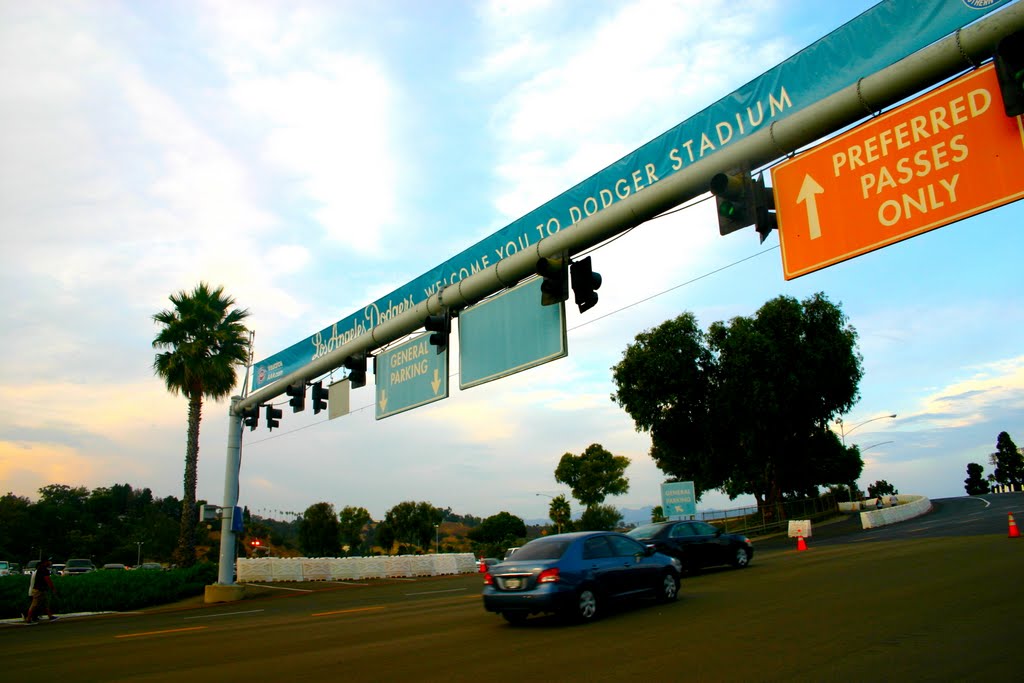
(772, 64, 1024, 280)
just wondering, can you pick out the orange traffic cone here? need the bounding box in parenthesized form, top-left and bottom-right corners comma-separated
(796, 531, 808, 551)
(1009, 512, 1020, 539)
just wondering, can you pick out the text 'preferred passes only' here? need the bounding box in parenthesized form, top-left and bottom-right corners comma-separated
(771, 63, 1024, 280)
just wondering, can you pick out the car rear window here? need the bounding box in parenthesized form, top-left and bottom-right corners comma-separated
(510, 539, 570, 561)
(627, 524, 664, 539)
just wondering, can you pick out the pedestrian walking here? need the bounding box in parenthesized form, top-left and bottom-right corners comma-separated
(26, 557, 58, 623)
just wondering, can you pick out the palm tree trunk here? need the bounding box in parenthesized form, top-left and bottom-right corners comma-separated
(173, 393, 203, 567)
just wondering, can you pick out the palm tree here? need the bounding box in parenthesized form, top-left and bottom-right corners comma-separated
(548, 495, 571, 534)
(152, 282, 250, 567)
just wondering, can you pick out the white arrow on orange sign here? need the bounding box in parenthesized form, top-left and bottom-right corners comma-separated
(795, 174, 825, 240)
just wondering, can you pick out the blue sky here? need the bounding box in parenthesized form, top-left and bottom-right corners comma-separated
(2, 0, 1021, 524)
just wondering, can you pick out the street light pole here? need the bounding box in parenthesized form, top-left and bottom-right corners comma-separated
(135, 541, 143, 566)
(434, 524, 439, 555)
(835, 413, 896, 502)
(836, 413, 897, 446)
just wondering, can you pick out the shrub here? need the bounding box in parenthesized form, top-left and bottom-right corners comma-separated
(0, 563, 218, 618)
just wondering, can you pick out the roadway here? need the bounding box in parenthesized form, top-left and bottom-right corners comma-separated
(3, 493, 1021, 681)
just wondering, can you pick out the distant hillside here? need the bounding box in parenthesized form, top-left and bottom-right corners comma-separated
(525, 505, 655, 528)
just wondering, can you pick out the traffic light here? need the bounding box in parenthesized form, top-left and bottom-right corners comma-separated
(424, 311, 451, 353)
(709, 170, 777, 243)
(285, 382, 305, 412)
(344, 354, 367, 389)
(535, 254, 568, 306)
(994, 29, 1024, 117)
(265, 404, 282, 431)
(241, 405, 259, 431)
(311, 381, 328, 414)
(570, 256, 602, 314)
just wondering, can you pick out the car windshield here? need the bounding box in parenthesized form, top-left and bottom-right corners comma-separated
(627, 524, 665, 539)
(66, 559, 92, 568)
(509, 539, 570, 561)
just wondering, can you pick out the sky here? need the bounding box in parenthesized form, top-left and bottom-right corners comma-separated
(2, 0, 1022, 525)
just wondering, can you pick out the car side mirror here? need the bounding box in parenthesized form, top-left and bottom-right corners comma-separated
(643, 544, 656, 556)
(714, 529, 723, 537)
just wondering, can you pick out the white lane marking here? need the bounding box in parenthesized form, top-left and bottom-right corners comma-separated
(244, 584, 313, 592)
(184, 609, 265, 620)
(404, 588, 467, 597)
(327, 581, 369, 586)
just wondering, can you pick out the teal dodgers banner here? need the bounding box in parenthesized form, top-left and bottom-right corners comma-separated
(252, 0, 1009, 390)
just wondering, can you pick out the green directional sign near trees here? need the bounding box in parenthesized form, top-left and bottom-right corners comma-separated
(661, 481, 696, 520)
(375, 334, 448, 420)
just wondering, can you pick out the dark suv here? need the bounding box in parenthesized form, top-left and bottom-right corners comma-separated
(63, 558, 96, 576)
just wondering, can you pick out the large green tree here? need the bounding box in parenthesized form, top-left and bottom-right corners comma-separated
(468, 512, 526, 546)
(554, 443, 631, 511)
(964, 462, 990, 495)
(577, 504, 623, 531)
(380, 501, 447, 550)
(299, 502, 341, 557)
(152, 282, 250, 566)
(611, 293, 863, 514)
(338, 506, 373, 555)
(867, 480, 897, 497)
(989, 432, 1023, 489)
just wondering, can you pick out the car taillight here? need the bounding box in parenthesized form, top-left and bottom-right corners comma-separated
(537, 567, 560, 583)
(483, 572, 493, 585)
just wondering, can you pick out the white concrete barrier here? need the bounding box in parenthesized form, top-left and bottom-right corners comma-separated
(236, 553, 478, 583)
(859, 494, 931, 529)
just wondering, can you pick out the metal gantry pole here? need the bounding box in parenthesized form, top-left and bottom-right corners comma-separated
(217, 397, 243, 586)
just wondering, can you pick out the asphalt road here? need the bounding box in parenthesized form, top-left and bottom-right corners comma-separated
(3, 494, 1022, 682)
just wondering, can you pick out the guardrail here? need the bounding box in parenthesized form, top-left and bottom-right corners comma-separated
(236, 553, 477, 582)
(857, 495, 931, 529)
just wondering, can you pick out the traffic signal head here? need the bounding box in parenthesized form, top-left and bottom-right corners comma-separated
(265, 404, 282, 431)
(241, 405, 259, 431)
(311, 381, 328, 414)
(994, 29, 1024, 117)
(424, 311, 451, 353)
(570, 256, 602, 313)
(285, 382, 306, 413)
(710, 170, 777, 243)
(536, 255, 568, 306)
(343, 354, 367, 389)
(710, 172, 754, 236)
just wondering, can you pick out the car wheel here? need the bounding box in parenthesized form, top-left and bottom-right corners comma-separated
(573, 587, 599, 622)
(657, 571, 679, 603)
(732, 547, 751, 568)
(502, 610, 529, 625)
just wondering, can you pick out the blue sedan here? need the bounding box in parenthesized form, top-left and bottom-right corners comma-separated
(482, 531, 682, 624)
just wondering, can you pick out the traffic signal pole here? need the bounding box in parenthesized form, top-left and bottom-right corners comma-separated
(211, 2, 1024, 591)
(208, 397, 244, 598)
